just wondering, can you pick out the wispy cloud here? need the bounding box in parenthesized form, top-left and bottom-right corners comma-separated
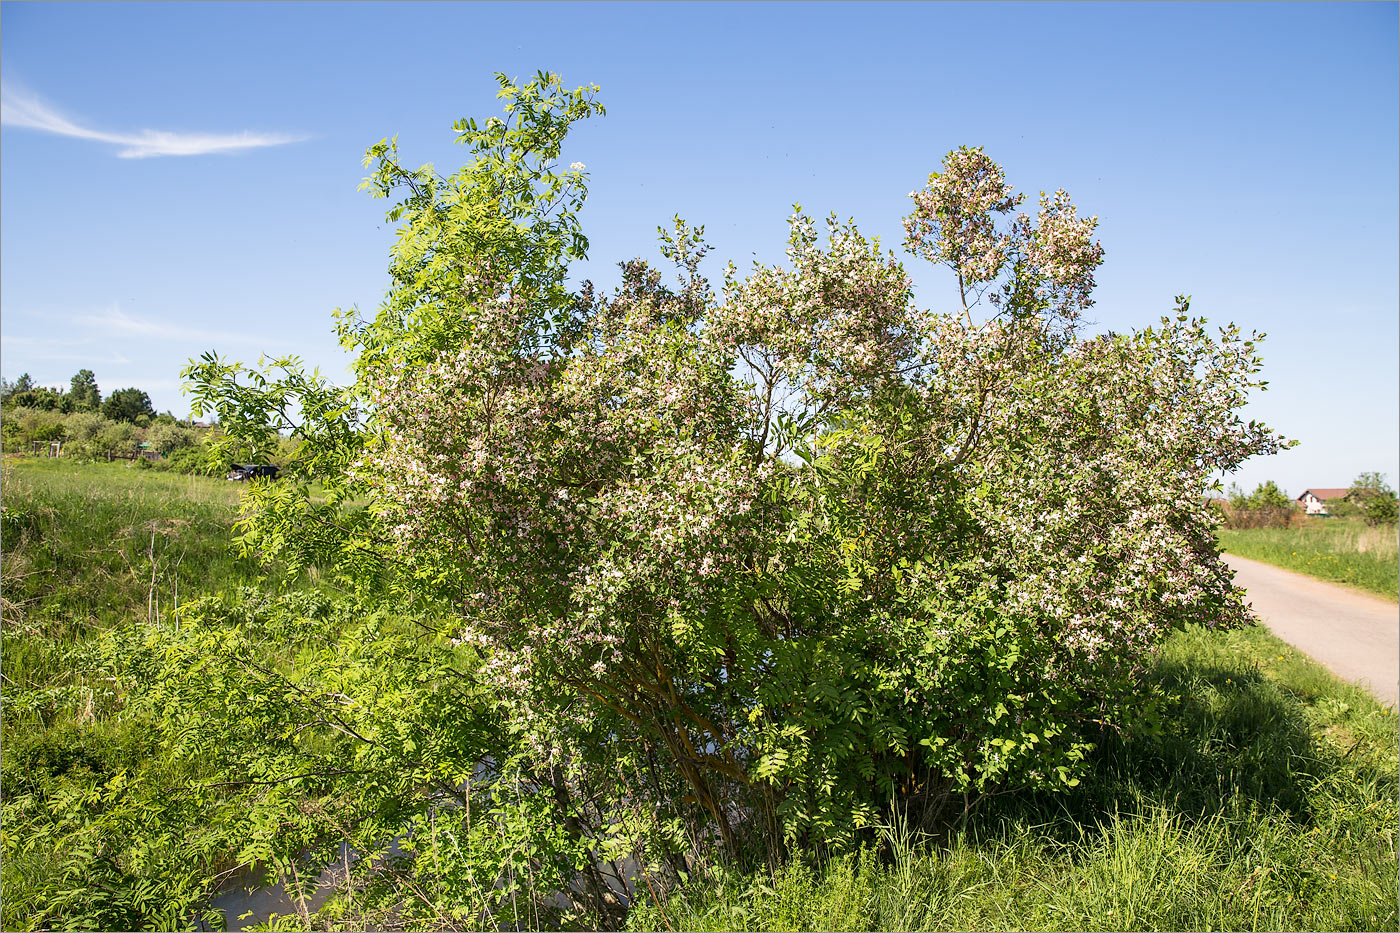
(0, 335, 131, 365)
(72, 306, 255, 346)
(0, 87, 304, 158)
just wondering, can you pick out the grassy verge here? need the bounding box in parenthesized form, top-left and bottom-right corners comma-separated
(1, 458, 439, 930)
(629, 623, 1399, 932)
(1, 459, 264, 693)
(1218, 520, 1398, 601)
(0, 458, 308, 930)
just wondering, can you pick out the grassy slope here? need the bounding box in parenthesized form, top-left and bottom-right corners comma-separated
(1, 459, 264, 700)
(1, 460, 429, 931)
(1218, 520, 1399, 601)
(630, 624, 1399, 932)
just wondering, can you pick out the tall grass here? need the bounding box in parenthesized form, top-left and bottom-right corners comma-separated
(1, 459, 273, 728)
(628, 624, 1399, 932)
(1218, 518, 1399, 600)
(4, 461, 244, 622)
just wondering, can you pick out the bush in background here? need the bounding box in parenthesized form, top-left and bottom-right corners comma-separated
(145, 422, 197, 457)
(1223, 480, 1297, 528)
(1345, 472, 1399, 526)
(0, 406, 67, 453)
(92, 422, 140, 460)
(164, 443, 225, 476)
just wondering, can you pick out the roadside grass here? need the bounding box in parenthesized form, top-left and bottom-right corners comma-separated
(1218, 519, 1399, 601)
(628, 624, 1399, 932)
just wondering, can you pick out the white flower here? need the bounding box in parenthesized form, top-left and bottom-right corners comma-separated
(570, 161, 586, 171)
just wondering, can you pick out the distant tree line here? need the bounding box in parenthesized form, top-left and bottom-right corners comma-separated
(1218, 474, 1399, 528)
(1, 368, 298, 472)
(1, 369, 155, 423)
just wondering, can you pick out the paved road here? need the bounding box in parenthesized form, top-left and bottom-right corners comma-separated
(1223, 554, 1399, 707)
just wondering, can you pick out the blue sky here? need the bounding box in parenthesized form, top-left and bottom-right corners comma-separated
(2, 1, 1395, 496)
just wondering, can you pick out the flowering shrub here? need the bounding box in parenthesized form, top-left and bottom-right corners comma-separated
(184, 72, 1286, 908)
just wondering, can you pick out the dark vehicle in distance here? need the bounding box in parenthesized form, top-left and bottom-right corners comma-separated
(226, 464, 279, 482)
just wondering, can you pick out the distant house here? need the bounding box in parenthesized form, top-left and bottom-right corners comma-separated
(1297, 488, 1348, 516)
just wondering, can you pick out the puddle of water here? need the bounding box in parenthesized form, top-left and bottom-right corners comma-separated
(204, 842, 646, 931)
(202, 773, 678, 930)
(207, 846, 351, 931)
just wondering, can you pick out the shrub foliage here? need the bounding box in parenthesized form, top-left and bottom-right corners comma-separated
(178, 71, 1286, 917)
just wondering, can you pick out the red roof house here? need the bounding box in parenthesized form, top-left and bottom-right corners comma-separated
(1296, 488, 1348, 515)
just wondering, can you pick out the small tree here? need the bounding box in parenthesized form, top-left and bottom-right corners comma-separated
(1225, 480, 1294, 528)
(1365, 495, 1399, 526)
(146, 422, 196, 456)
(101, 387, 155, 424)
(1247, 480, 1293, 510)
(1347, 472, 1393, 503)
(61, 412, 108, 458)
(1347, 472, 1399, 526)
(68, 369, 101, 412)
(92, 421, 140, 460)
